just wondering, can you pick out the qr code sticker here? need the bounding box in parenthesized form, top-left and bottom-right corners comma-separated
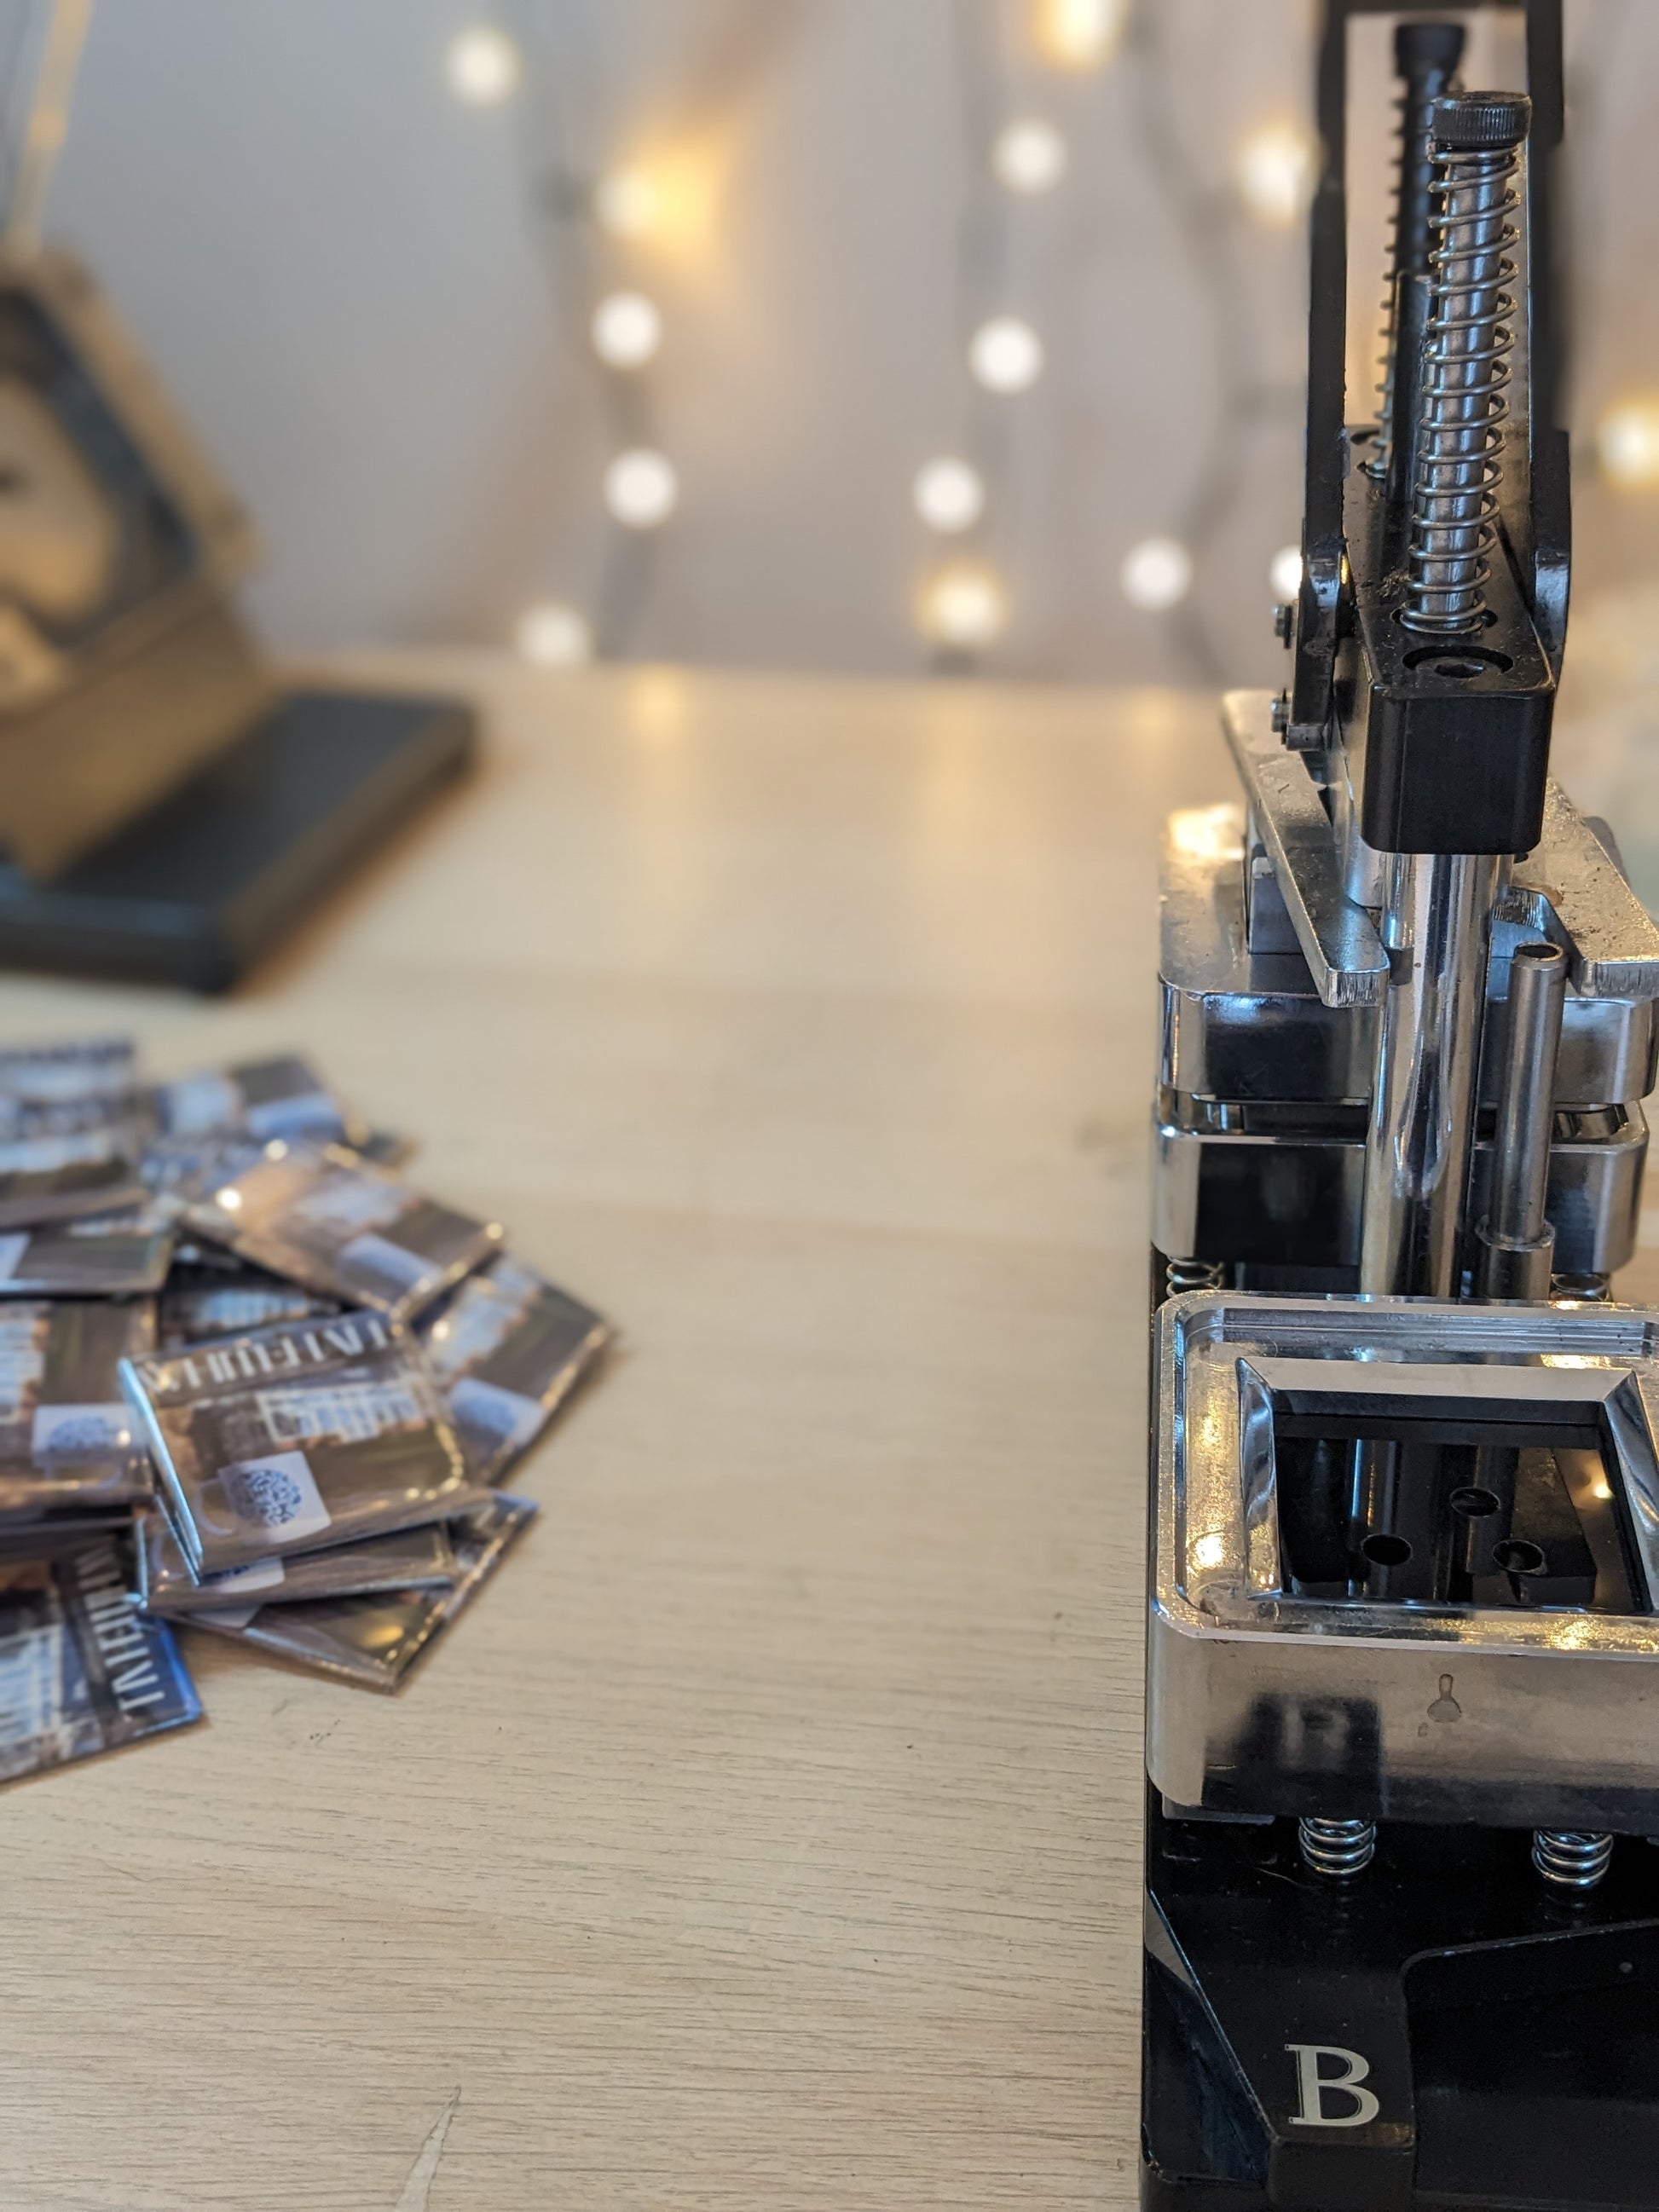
(238, 1464, 307, 1524)
(213, 1451, 331, 1544)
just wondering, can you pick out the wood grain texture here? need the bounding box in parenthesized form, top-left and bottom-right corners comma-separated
(0, 657, 1231, 2212)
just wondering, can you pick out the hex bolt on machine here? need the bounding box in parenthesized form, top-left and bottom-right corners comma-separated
(1143, 6, 1659, 2206)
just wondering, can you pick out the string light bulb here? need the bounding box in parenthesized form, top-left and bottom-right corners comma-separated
(1035, 0, 1128, 70)
(1269, 545, 1303, 602)
(445, 25, 521, 105)
(1598, 398, 1659, 491)
(919, 562, 1008, 650)
(604, 448, 679, 529)
(515, 603, 593, 667)
(994, 118, 1067, 194)
(1121, 536, 1193, 612)
(1236, 123, 1316, 228)
(970, 316, 1043, 394)
(913, 458, 986, 534)
(591, 291, 662, 370)
(593, 151, 719, 257)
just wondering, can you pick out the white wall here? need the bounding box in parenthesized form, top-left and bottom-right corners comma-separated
(34, 0, 1659, 684)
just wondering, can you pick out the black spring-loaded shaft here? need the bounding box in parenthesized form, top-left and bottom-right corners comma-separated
(1402, 94, 1531, 636)
(1367, 21, 1465, 488)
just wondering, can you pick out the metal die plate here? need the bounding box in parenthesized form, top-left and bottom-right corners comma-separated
(1148, 1292, 1659, 1830)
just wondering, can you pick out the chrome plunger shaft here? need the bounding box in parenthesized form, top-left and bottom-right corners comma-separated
(1477, 940, 1567, 1300)
(1359, 849, 1498, 1297)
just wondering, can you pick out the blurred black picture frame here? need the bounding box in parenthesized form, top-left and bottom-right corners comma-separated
(0, 251, 474, 991)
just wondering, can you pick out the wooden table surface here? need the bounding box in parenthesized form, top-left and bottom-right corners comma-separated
(0, 657, 1237, 2212)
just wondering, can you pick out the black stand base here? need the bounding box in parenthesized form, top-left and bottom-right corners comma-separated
(1143, 1790, 1659, 2211)
(0, 687, 475, 991)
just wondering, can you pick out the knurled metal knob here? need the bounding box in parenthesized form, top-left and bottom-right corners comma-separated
(1429, 91, 1532, 151)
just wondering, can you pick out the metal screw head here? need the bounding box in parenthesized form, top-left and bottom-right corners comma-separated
(1269, 691, 1291, 736)
(1272, 602, 1293, 646)
(1429, 91, 1531, 151)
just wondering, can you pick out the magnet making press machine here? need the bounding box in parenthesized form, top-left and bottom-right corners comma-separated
(1144, 5, 1659, 2206)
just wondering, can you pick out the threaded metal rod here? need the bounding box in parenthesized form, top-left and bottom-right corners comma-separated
(1533, 1829, 1614, 1891)
(1299, 1817, 1377, 1878)
(1402, 94, 1531, 635)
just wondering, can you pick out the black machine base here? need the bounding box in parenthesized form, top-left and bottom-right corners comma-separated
(0, 687, 475, 991)
(1143, 1791, 1659, 2211)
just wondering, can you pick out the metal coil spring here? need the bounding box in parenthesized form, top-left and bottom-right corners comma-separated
(1401, 142, 1520, 635)
(1298, 1816, 1377, 1878)
(1165, 1258, 1225, 1298)
(1532, 1829, 1615, 1891)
